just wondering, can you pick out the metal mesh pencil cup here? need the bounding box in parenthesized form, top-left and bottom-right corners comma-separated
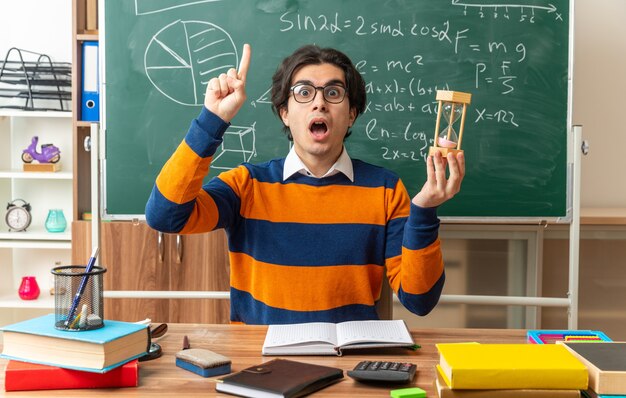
(51, 265, 106, 331)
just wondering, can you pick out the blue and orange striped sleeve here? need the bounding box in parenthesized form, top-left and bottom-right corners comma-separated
(145, 107, 234, 233)
(384, 179, 445, 316)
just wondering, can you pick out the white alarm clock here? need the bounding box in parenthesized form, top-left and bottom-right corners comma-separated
(5, 199, 32, 232)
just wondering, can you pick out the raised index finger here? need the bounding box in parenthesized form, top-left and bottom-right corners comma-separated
(237, 44, 251, 83)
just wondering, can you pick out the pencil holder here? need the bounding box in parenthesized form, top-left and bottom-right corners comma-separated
(51, 265, 106, 331)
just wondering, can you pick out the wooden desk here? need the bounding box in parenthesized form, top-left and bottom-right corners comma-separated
(0, 324, 526, 397)
(581, 208, 626, 225)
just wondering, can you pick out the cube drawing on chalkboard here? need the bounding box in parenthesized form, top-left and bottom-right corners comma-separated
(212, 123, 256, 171)
(429, 90, 472, 157)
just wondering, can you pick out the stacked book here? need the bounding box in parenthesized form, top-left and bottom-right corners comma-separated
(561, 342, 626, 398)
(526, 329, 626, 397)
(433, 343, 589, 398)
(1, 314, 148, 391)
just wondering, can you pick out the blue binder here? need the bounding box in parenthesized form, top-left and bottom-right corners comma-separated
(81, 41, 99, 121)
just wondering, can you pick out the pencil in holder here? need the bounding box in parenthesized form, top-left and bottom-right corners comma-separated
(51, 265, 106, 331)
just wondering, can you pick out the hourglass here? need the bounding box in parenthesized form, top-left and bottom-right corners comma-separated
(429, 90, 472, 157)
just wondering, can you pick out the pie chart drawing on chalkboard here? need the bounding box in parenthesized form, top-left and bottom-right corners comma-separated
(144, 19, 238, 106)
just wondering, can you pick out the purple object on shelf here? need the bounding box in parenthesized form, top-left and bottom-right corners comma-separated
(21, 136, 61, 164)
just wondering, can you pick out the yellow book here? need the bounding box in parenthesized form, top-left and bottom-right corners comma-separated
(436, 343, 588, 390)
(434, 365, 581, 398)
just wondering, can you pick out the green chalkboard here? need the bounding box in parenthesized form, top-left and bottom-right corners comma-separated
(103, 0, 571, 219)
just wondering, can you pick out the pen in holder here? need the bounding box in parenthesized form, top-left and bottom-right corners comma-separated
(51, 262, 106, 331)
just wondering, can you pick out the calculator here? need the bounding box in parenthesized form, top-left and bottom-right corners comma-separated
(347, 360, 417, 384)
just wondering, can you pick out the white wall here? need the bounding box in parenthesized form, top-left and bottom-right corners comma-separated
(0, 0, 71, 63)
(574, 0, 626, 208)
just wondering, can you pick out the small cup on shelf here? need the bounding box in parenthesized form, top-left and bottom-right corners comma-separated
(18, 276, 40, 300)
(45, 209, 67, 233)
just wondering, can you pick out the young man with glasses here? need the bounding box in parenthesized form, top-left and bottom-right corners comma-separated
(146, 44, 465, 324)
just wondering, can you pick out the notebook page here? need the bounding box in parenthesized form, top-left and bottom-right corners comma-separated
(336, 320, 413, 346)
(263, 323, 338, 348)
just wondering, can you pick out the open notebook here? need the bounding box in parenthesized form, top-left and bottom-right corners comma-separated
(262, 320, 416, 356)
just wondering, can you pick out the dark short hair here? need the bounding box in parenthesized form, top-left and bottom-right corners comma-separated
(271, 45, 366, 140)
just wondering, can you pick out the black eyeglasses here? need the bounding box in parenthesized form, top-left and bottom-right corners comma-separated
(290, 83, 347, 104)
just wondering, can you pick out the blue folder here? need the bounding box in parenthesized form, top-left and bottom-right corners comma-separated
(81, 41, 99, 121)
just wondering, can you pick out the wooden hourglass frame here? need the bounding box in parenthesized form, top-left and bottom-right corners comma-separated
(429, 90, 472, 157)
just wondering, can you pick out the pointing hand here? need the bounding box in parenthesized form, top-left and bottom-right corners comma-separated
(204, 44, 251, 123)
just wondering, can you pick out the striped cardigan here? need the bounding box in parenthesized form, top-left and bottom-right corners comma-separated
(146, 108, 445, 324)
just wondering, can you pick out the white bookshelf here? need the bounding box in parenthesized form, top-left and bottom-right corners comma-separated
(0, 170, 73, 179)
(0, 111, 73, 309)
(0, 110, 70, 118)
(0, 293, 55, 309)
